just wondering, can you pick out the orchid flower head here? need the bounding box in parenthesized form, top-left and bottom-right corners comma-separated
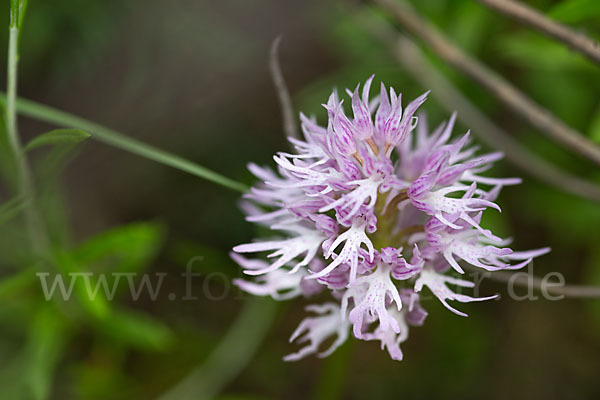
(232, 76, 549, 361)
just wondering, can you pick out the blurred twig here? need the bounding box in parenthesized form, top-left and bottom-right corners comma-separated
(269, 36, 300, 141)
(360, 8, 600, 297)
(158, 297, 277, 400)
(358, 9, 600, 201)
(392, 35, 600, 201)
(372, 0, 600, 166)
(476, 0, 600, 65)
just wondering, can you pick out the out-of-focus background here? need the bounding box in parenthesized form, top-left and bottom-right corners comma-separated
(0, 0, 599, 399)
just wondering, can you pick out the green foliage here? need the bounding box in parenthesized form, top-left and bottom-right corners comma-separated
(497, 32, 593, 71)
(9, 0, 28, 30)
(590, 106, 600, 143)
(25, 305, 67, 400)
(97, 309, 173, 351)
(24, 128, 90, 152)
(0, 195, 26, 226)
(0, 0, 598, 399)
(72, 222, 165, 275)
(548, 0, 600, 24)
(0, 267, 35, 298)
(447, 1, 492, 53)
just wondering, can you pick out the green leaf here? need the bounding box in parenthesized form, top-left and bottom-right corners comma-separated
(548, 0, 600, 24)
(0, 267, 36, 298)
(97, 310, 173, 351)
(25, 305, 67, 400)
(72, 221, 165, 274)
(0, 195, 27, 225)
(449, 1, 491, 53)
(23, 128, 90, 152)
(590, 106, 600, 143)
(35, 145, 78, 247)
(54, 250, 111, 319)
(497, 32, 591, 71)
(48, 223, 164, 321)
(10, 0, 29, 30)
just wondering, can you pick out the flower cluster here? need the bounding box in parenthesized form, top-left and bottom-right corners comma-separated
(232, 76, 549, 361)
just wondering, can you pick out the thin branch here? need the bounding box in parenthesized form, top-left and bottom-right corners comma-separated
(4, 0, 49, 257)
(372, 0, 600, 166)
(0, 93, 249, 193)
(356, 15, 600, 299)
(359, 12, 600, 299)
(269, 36, 300, 141)
(357, 9, 600, 202)
(477, 0, 600, 65)
(391, 34, 600, 201)
(469, 267, 600, 299)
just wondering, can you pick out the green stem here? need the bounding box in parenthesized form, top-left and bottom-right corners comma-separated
(158, 297, 277, 400)
(1, 94, 249, 193)
(314, 339, 353, 400)
(4, 1, 48, 256)
(6, 26, 19, 152)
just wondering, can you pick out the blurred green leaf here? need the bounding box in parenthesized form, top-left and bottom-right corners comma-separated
(24, 128, 90, 152)
(0, 195, 26, 226)
(48, 222, 165, 326)
(548, 0, 600, 23)
(35, 142, 84, 248)
(71, 351, 134, 400)
(25, 305, 67, 400)
(329, 7, 388, 64)
(590, 106, 600, 144)
(9, 0, 29, 30)
(0, 267, 35, 299)
(522, 184, 600, 244)
(497, 32, 592, 71)
(0, 352, 27, 399)
(54, 250, 111, 319)
(449, 1, 491, 53)
(97, 309, 173, 351)
(72, 221, 165, 274)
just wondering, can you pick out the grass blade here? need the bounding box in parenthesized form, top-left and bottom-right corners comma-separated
(0, 93, 249, 193)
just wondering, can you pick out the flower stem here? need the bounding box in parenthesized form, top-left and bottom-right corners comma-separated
(158, 297, 277, 399)
(4, 0, 48, 257)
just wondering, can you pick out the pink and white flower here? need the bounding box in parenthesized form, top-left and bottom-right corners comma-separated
(232, 76, 550, 361)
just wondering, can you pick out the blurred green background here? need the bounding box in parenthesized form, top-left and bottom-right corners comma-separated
(0, 0, 599, 399)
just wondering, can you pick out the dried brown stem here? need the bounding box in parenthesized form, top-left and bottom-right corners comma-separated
(392, 34, 600, 202)
(372, 0, 600, 166)
(477, 0, 600, 65)
(269, 36, 299, 141)
(357, 9, 600, 202)
(356, 10, 600, 299)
